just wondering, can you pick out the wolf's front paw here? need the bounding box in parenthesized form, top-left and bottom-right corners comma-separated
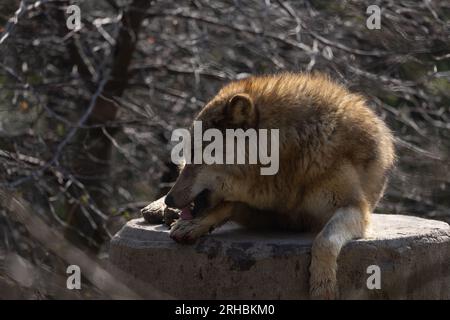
(309, 276, 336, 300)
(141, 196, 179, 225)
(309, 264, 337, 300)
(169, 219, 208, 244)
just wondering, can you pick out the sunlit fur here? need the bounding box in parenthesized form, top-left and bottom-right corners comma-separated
(156, 72, 395, 299)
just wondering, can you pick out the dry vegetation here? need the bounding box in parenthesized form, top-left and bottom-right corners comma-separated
(0, 0, 449, 298)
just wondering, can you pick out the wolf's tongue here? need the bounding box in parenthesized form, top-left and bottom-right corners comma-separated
(180, 206, 193, 220)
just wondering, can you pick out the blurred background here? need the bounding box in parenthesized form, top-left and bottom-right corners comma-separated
(0, 0, 449, 298)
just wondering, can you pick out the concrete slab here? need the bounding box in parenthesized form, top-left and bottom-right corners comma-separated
(109, 214, 450, 299)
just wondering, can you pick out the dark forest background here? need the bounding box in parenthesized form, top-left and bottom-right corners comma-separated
(0, 0, 449, 298)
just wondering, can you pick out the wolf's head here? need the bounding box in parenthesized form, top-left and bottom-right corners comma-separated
(164, 91, 261, 219)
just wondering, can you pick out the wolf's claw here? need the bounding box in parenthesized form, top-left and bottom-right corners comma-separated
(169, 219, 207, 244)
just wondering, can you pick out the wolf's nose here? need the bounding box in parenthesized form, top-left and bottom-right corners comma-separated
(164, 194, 175, 208)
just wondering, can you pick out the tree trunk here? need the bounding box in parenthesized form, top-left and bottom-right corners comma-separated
(63, 0, 151, 248)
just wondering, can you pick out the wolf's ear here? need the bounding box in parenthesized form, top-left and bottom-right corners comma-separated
(225, 93, 257, 127)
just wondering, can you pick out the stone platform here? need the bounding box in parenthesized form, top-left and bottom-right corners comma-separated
(109, 214, 450, 299)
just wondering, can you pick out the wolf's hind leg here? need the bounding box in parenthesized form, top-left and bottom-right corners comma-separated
(309, 201, 369, 299)
(169, 202, 235, 244)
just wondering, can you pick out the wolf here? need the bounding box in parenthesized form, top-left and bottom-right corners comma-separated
(141, 72, 395, 299)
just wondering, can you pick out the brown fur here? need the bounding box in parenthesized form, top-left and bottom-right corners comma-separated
(142, 72, 395, 299)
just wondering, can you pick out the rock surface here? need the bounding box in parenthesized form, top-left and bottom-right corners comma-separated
(109, 214, 450, 299)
